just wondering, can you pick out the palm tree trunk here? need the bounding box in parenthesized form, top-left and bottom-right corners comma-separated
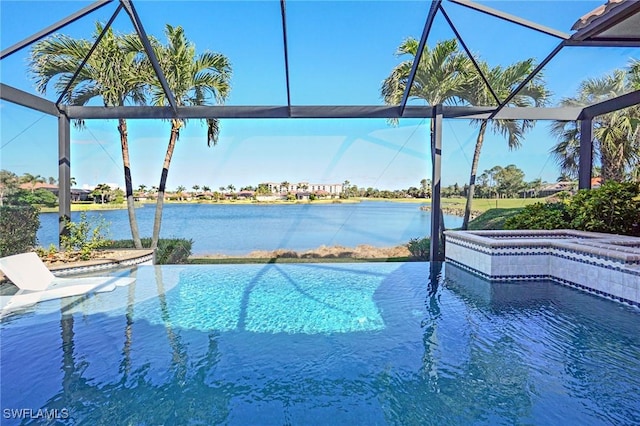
(151, 120, 180, 249)
(462, 121, 488, 229)
(118, 119, 143, 249)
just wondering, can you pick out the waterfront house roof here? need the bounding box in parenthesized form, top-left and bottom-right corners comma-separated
(571, 0, 640, 41)
(18, 182, 58, 191)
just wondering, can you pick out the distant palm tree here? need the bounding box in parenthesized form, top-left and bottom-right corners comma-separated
(92, 183, 111, 204)
(461, 59, 549, 229)
(280, 181, 290, 193)
(176, 185, 186, 201)
(147, 25, 231, 249)
(192, 184, 200, 193)
(20, 173, 45, 192)
(30, 24, 147, 248)
(550, 65, 640, 183)
(138, 184, 147, 193)
(202, 185, 211, 193)
(227, 184, 236, 193)
(342, 180, 350, 198)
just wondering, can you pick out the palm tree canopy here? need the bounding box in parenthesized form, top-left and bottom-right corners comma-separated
(381, 38, 472, 108)
(30, 23, 147, 108)
(465, 59, 550, 150)
(148, 24, 232, 146)
(550, 63, 640, 182)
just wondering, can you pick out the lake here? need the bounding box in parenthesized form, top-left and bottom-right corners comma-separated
(37, 202, 463, 256)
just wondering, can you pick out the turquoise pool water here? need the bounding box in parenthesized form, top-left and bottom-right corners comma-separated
(1, 262, 639, 425)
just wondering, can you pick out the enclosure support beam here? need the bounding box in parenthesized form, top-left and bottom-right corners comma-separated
(400, 0, 442, 115)
(58, 114, 71, 244)
(430, 104, 444, 262)
(280, 0, 292, 116)
(581, 90, 640, 119)
(0, 84, 60, 116)
(0, 0, 113, 60)
(60, 104, 583, 121)
(578, 118, 593, 190)
(448, 0, 570, 39)
(121, 0, 178, 114)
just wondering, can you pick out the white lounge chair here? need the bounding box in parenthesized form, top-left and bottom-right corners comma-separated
(0, 252, 135, 312)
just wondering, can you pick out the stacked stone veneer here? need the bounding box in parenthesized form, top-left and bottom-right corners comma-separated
(444, 229, 640, 306)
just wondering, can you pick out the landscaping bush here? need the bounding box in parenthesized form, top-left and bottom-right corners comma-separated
(407, 237, 430, 260)
(504, 181, 640, 236)
(107, 237, 193, 264)
(504, 202, 569, 230)
(60, 212, 111, 260)
(0, 205, 40, 256)
(566, 181, 640, 236)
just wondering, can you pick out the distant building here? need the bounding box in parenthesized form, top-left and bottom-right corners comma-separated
(262, 182, 344, 196)
(18, 182, 58, 195)
(537, 181, 576, 198)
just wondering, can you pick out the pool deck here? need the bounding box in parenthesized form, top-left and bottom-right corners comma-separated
(444, 229, 640, 307)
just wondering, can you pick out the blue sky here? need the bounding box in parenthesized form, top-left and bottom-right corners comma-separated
(1, 0, 637, 190)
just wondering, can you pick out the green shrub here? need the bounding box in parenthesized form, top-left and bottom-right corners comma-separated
(504, 181, 640, 236)
(407, 237, 430, 260)
(504, 202, 569, 230)
(61, 212, 110, 260)
(13, 188, 58, 207)
(106, 237, 193, 264)
(0, 205, 40, 256)
(566, 181, 640, 236)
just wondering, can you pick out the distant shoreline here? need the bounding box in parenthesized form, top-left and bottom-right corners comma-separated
(38, 197, 430, 213)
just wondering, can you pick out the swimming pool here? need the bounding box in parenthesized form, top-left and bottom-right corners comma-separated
(1, 262, 639, 425)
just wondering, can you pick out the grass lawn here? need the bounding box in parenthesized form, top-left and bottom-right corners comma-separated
(466, 208, 524, 230)
(441, 197, 545, 213)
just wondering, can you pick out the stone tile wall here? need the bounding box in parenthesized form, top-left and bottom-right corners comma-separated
(444, 230, 640, 307)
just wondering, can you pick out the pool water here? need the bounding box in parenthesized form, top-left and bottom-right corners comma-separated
(1, 262, 639, 425)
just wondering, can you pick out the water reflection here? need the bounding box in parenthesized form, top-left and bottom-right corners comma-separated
(0, 263, 639, 425)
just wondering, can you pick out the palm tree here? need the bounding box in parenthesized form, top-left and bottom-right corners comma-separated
(192, 184, 200, 194)
(202, 185, 211, 193)
(381, 38, 472, 114)
(91, 183, 111, 204)
(420, 178, 431, 198)
(226, 184, 236, 193)
(175, 185, 186, 201)
(20, 173, 45, 192)
(30, 23, 147, 248)
(550, 65, 640, 183)
(147, 25, 231, 249)
(382, 38, 472, 249)
(461, 59, 549, 229)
